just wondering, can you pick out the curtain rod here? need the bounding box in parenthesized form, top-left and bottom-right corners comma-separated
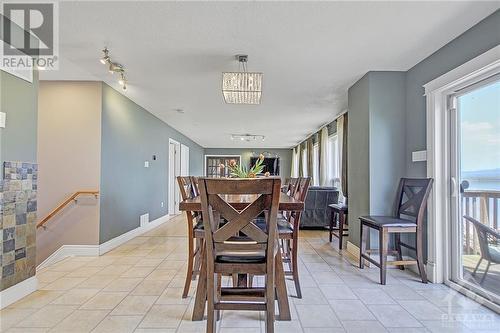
(294, 109, 348, 147)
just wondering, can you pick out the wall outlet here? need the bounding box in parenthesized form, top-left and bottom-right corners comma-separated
(144, 161, 150, 168)
(161, 202, 164, 208)
(140, 213, 149, 227)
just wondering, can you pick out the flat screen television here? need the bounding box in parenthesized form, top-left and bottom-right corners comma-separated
(250, 157, 280, 176)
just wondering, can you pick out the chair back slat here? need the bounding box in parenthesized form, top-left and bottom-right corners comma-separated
(177, 176, 196, 200)
(199, 177, 281, 261)
(394, 178, 433, 224)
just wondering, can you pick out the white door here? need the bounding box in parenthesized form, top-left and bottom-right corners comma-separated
(449, 77, 500, 305)
(180, 144, 189, 176)
(169, 139, 181, 215)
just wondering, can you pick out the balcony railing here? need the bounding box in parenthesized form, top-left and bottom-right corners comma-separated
(462, 189, 500, 255)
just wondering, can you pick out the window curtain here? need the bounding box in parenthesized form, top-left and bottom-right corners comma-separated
(307, 138, 314, 182)
(342, 114, 348, 197)
(298, 144, 304, 177)
(337, 115, 345, 201)
(319, 126, 329, 186)
(337, 114, 348, 201)
(291, 147, 297, 177)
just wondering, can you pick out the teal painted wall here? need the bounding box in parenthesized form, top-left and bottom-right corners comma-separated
(99, 84, 204, 243)
(405, 10, 500, 177)
(203, 148, 292, 180)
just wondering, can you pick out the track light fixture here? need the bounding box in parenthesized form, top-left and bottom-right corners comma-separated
(100, 47, 128, 91)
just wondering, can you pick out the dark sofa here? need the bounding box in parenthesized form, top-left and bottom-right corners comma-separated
(300, 186, 339, 228)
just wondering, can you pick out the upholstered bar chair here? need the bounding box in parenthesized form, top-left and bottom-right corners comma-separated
(359, 178, 433, 285)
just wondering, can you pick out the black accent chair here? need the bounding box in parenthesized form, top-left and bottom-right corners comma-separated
(464, 215, 500, 284)
(359, 178, 433, 285)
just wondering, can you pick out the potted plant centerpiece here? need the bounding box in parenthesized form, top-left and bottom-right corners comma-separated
(219, 154, 270, 178)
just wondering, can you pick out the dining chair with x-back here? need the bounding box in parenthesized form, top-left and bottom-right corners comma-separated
(198, 177, 282, 333)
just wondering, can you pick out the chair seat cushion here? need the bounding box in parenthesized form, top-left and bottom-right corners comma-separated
(216, 253, 266, 264)
(254, 217, 294, 234)
(489, 245, 500, 263)
(359, 216, 416, 227)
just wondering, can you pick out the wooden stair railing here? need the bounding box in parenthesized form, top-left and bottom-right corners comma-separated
(37, 191, 99, 229)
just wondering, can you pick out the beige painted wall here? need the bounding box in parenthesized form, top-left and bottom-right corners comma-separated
(36, 81, 102, 264)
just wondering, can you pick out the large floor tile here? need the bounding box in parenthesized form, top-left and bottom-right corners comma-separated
(341, 320, 388, 333)
(368, 304, 422, 328)
(80, 292, 129, 310)
(91, 315, 143, 333)
(110, 295, 157, 315)
(138, 304, 188, 328)
(330, 300, 375, 320)
(16, 305, 77, 328)
(50, 309, 109, 332)
(295, 304, 342, 328)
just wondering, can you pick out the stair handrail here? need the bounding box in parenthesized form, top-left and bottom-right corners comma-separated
(36, 190, 99, 229)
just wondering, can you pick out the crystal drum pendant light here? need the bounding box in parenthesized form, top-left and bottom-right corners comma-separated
(222, 55, 263, 104)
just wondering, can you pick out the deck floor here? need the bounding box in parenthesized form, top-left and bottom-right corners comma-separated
(463, 254, 500, 298)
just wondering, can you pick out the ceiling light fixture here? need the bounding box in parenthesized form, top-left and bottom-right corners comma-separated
(100, 47, 128, 91)
(230, 134, 265, 142)
(222, 55, 263, 104)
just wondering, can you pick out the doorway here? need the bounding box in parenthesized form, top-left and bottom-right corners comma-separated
(168, 139, 181, 215)
(449, 77, 500, 305)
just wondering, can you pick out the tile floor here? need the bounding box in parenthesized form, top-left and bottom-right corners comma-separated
(1, 214, 499, 333)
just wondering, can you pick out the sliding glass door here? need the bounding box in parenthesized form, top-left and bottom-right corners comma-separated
(450, 77, 500, 304)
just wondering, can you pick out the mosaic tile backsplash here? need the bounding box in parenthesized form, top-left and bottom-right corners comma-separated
(0, 161, 37, 291)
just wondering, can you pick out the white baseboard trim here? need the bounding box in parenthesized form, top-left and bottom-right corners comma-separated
(36, 214, 173, 270)
(99, 214, 172, 255)
(346, 240, 360, 263)
(37, 245, 100, 270)
(0, 276, 38, 309)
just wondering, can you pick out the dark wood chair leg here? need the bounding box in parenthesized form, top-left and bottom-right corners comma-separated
(291, 238, 301, 298)
(338, 212, 345, 250)
(183, 224, 195, 298)
(206, 272, 216, 333)
(329, 212, 335, 242)
(472, 258, 483, 276)
(192, 245, 207, 321)
(379, 228, 389, 285)
(416, 229, 428, 283)
(265, 261, 275, 333)
(359, 222, 366, 269)
(193, 238, 202, 279)
(275, 250, 291, 321)
(395, 233, 405, 270)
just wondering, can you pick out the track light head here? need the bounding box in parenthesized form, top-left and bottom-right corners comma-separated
(100, 47, 110, 64)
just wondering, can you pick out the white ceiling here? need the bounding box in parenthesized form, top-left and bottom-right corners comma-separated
(41, 1, 499, 148)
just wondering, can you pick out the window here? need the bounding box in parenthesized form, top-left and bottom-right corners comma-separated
(327, 134, 339, 186)
(312, 143, 319, 185)
(205, 155, 240, 177)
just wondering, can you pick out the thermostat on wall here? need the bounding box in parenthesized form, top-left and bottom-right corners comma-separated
(0, 112, 6, 128)
(412, 150, 427, 162)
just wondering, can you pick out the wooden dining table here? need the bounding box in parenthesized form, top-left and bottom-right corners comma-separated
(179, 192, 304, 321)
